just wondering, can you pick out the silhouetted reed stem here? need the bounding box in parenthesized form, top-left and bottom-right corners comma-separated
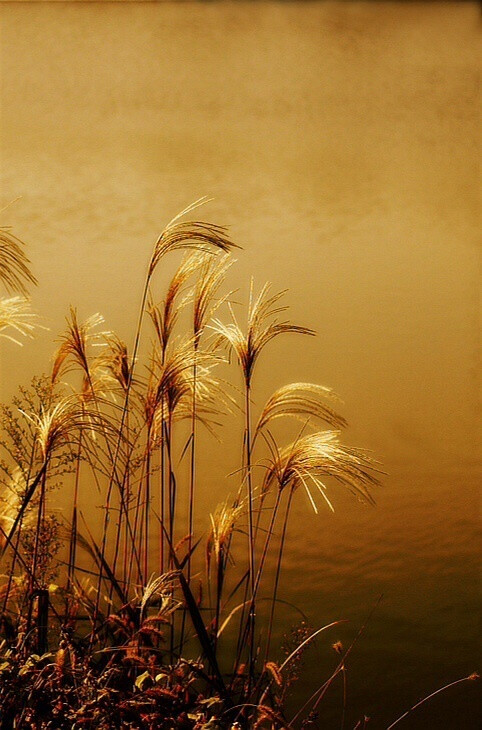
(187, 362, 197, 570)
(127, 454, 147, 589)
(166, 415, 175, 568)
(66, 428, 83, 618)
(264, 485, 294, 664)
(2, 460, 48, 556)
(179, 355, 198, 653)
(166, 413, 177, 662)
(212, 547, 226, 656)
(107, 405, 130, 587)
(232, 489, 282, 683)
(1, 442, 36, 616)
(386, 675, 479, 730)
(144, 427, 152, 584)
(121, 410, 131, 585)
(26, 466, 48, 641)
(160, 404, 166, 575)
(244, 383, 256, 683)
(31, 469, 47, 588)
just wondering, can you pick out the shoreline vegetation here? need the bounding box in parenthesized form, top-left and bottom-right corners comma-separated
(0, 202, 477, 728)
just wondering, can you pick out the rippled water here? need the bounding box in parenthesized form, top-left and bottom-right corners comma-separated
(0, 2, 479, 727)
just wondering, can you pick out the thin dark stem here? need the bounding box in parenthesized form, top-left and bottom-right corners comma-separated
(144, 428, 152, 584)
(385, 675, 479, 730)
(26, 465, 48, 641)
(1, 443, 36, 617)
(2, 460, 48, 555)
(66, 428, 83, 621)
(128, 451, 146, 589)
(233, 489, 281, 684)
(165, 412, 176, 662)
(264, 485, 293, 665)
(290, 595, 384, 725)
(160, 402, 165, 575)
(166, 414, 175, 568)
(179, 354, 197, 653)
(188, 359, 197, 574)
(245, 381, 256, 687)
(212, 548, 225, 656)
(118, 408, 131, 587)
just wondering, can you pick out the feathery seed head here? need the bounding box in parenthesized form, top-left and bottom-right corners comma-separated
(207, 498, 245, 569)
(149, 252, 200, 353)
(193, 252, 233, 343)
(140, 572, 180, 620)
(0, 297, 40, 346)
(20, 397, 113, 460)
(144, 341, 220, 439)
(52, 307, 107, 386)
(255, 382, 347, 438)
(0, 227, 37, 295)
(263, 430, 379, 513)
(212, 283, 314, 386)
(94, 333, 132, 393)
(148, 199, 238, 278)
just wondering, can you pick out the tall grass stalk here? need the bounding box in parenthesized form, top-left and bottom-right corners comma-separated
(264, 484, 294, 666)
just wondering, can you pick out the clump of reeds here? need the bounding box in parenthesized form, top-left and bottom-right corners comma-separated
(0, 203, 476, 729)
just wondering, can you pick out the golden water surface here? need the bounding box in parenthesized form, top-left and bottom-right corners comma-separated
(0, 2, 479, 727)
